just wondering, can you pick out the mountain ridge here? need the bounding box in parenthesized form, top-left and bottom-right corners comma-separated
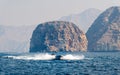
(59, 8, 101, 33)
(86, 6, 120, 51)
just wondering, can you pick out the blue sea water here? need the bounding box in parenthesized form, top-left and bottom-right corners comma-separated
(0, 52, 120, 75)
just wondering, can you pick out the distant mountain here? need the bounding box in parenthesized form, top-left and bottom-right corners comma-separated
(0, 8, 101, 53)
(59, 8, 101, 33)
(30, 21, 88, 52)
(0, 25, 36, 53)
(86, 6, 120, 51)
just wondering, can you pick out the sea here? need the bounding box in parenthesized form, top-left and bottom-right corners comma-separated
(0, 52, 120, 75)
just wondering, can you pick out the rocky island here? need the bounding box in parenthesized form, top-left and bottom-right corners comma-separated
(86, 6, 120, 51)
(30, 21, 87, 52)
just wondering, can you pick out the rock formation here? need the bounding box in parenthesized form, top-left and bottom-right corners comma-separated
(86, 6, 120, 51)
(30, 21, 87, 52)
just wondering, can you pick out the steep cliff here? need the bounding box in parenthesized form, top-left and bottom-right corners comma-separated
(30, 21, 87, 52)
(86, 6, 120, 51)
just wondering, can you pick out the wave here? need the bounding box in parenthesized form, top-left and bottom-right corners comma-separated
(60, 54, 84, 60)
(3, 53, 56, 60)
(3, 53, 85, 60)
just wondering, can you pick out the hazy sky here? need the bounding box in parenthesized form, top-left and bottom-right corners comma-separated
(0, 0, 120, 26)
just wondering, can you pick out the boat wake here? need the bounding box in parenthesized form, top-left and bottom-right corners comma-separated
(3, 53, 85, 60)
(3, 53, 56, 60)
(61, 54, 84, 60)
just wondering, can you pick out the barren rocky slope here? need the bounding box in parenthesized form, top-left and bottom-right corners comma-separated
(86, 6, 120, 51)
(30, 21, 88, 52)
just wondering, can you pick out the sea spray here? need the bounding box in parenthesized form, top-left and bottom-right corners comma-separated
(60, 54, 84, 60)
(3, 53, 85, 60)
(3, 53, 56, 60)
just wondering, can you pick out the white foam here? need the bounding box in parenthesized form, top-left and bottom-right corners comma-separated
(3, 53, 85, 60)
(60, 54, 84, 60)
(4, 53, 56, 60)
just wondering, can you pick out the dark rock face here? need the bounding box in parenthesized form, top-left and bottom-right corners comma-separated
(86, 6, 120, 51)
(30, 21, 87, 52)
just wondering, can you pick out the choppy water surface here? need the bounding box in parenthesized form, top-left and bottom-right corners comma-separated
(0, 52, 120, 75)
